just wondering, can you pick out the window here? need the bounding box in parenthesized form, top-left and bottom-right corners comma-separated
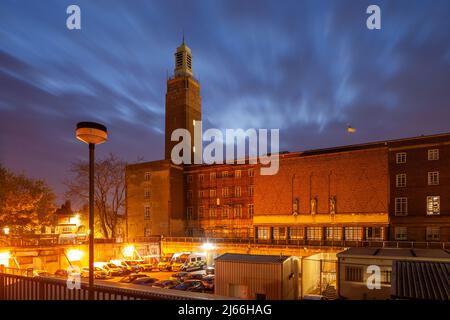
(381, 271, 391, 285)
(210, 172, 216, 181)
(222, 206, 229, 218)
(222, 187, 230, 197)
(222, 171, 228, 178)
(144, 206, 151, 220)
(427, 196, 440, 215)
(144, 172, 151, 181)
(248, 168, 255, 177)
(144, 227, 152, 237)
(187, 190, 192, 200)
(209, 206, 216, 218)
(428, 149, 439, 161)
(307, 227, 322, 240)
(426, 227, 440, 241)
(235, 170, 241, 178)
(345, 267, 363, 282)
(209, 189, 216, 198)
(396, 174, 406, 187)
(199, 174, 204, 182)
(428, 172, 439, 185)
(396, 152, 406, 164)
(395, 197, 408, 216)
(187, 175, 193, 184)
(248, 204, 254, 217)
(325, 227, 342, 240)
(273, 227, 286, 240)
(235, 186, 241, 197)
(144, 189, 151, 199)
(289, 227, 304, 240)
(234, 205, 242, 218)
(257, 227, 270, 240)
(198, 207, 204, 218)
(248, 185, 254, 196)
(186, 207, 193, 220)
(365, 227, 383, 241)
(344, 227, 362, 241)
(395, 227, 407, 241)
(216, 207, 223, 218)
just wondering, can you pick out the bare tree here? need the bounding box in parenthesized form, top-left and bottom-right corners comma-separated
(65, 154, 126, 239)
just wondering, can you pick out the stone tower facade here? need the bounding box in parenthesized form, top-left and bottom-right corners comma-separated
(165, 39, 201, 162)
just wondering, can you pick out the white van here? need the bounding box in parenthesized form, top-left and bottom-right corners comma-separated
(180, 253, 207, 272)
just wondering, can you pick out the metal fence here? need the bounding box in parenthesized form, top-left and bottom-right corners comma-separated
(162, 237, 450, 249)
(0, 271, 224, 300)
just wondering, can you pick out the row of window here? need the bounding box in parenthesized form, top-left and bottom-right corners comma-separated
(256, 226, 384, 241)
(395, 148, 439, 163)
(186, 168, 255, 183)
(345, 266, 391, 284)
(394, 196, 440, 215)
(394, 226, 441, 241)
(188, 185, 254, 199)
(186, 204, 254, 219)
(395, 171, 440, 187)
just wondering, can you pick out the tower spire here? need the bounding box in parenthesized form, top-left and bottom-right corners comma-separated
(174, 36, 193, 78)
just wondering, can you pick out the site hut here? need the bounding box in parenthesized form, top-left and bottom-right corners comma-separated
(337, 247, 450, 300)
(214, 253, 300, 300)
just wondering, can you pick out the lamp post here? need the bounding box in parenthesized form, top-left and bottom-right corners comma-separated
(76, 121, 107, 300)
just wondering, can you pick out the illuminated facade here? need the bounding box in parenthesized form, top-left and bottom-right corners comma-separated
(125, 40, 450, 243)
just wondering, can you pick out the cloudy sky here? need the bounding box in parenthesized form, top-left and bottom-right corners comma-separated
(1, 0, 450, 202)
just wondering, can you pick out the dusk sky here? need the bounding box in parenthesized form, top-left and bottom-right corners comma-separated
(1, 0, 450, 202)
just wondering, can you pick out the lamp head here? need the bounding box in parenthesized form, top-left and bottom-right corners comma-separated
(76, 122, 108, 145)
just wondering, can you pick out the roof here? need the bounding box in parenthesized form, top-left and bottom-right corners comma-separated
(337, 248, 450, 262)
(391, 260, 450, 300)
(215, 253, 290, 264)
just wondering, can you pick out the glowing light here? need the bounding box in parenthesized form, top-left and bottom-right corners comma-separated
(69, 214, 81, 226)
(201, 242, 215, 251)
(122, 245, 135, 258)
(0, 251, 11, 267)
(3, 227, 10, 235)
(67, 249, 84, 262)
(347, 125, 356, 133)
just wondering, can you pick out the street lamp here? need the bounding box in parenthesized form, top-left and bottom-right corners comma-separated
(76, 121, 107, 299)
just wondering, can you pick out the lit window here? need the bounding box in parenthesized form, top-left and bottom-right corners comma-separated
(235, 186, 241, 197)
(222, 187, 229, 197)
(365, 227, 383, 241)
(222, 171, 228, 178)
(198, 207, 204, 218)
(248, 168, 255, 177)
(428, 149, 439, 161)
(427, 196, 440, 215)
(144, 189, 151, 199)
(395, 227, 407, 241)
(186, 207, 193, 220)
(209, 206, 216, 218)
(307, 227, 322, 240)
(428, 172, 439, 185)
(396, 174, 406, 187)
(289, 227, 304, 240)
(210, 189, 216, 198)
(248, 204, 254, 217)
(344, 227, 362, 241)
(395, 197, 408, 216)
(396, 152, 407, 164)
(248, 185, 254, 196)
(234, 205, 242, 218)
(210, 172, 216, 181)
(144, 227, 152, 237)
(257, 226, 270, 240)
(235, 170, 241, 178)
(222, 206, 229, 218)
(325, 227, 342, 240)
(273, 227, 286, 240)
(426, 227, 440, 241)
(144, 172, 151, 181)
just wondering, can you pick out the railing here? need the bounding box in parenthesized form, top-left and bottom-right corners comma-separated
(162, 237, 450, 250)
(0, 271, 227, 300)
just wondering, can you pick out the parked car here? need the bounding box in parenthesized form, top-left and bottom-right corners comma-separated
(152, 280, 180, 289)
(118, 274, 148, 283)
(54, 269, 69, 278)
(32, 270, 51, 277)
(186, 272, 205, 281)
(157, 255, 173, 271)
(170, 271, 189, 282)
(173, 279, 203, 291)
(205, 266, 215, 275)
(95, 262, 124, 277)
(131, 277, 158, 286)
(179, 253, 207, 272)
(188, 281, 214, 293)
(80, 267, 108, 279)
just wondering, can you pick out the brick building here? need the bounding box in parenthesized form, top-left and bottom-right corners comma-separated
(125, 40, 450, 243)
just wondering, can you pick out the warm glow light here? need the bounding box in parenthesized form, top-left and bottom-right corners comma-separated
(122, 245, 135, 258)
(69, 214, 81, 227)
(0, 251, 11, 267)
(201, 242, 215, 251)
(3, 227, 9, 235)
(67, 249, 84, 262)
